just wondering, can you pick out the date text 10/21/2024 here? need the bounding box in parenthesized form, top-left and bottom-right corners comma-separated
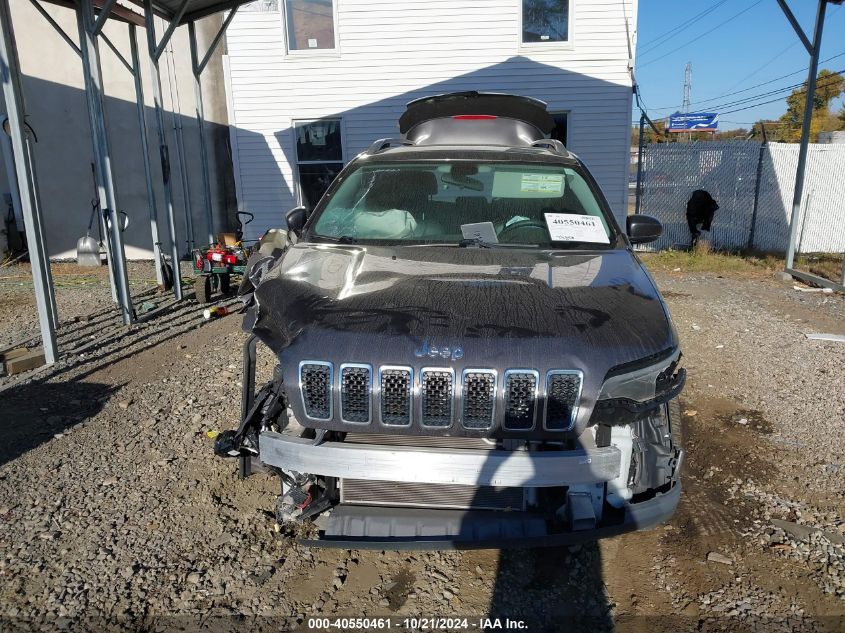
(308, 617, 528, 630)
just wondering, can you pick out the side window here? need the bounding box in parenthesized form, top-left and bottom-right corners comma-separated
(550, 112, 568, 146)
(293, 120, 343, 209)
(522, 0, 570, 44)
(284, 0, 336, 52)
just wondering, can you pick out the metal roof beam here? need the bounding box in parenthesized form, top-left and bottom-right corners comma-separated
(26, 0, 81, 57)
(92, 0, 118, 34)
(182, 0, 247, 24)
(100, 31, 133, 73)
(153, 0, 189, 60)
(194, 6, 238, 74)
(776, 0, 813, 54)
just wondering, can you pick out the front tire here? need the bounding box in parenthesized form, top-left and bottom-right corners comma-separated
(195, 275, 212, 304)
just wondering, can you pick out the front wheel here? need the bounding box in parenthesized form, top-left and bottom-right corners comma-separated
(195, 275, 212, 304)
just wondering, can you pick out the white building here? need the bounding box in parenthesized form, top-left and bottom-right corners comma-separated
(224, 0, 638, 240)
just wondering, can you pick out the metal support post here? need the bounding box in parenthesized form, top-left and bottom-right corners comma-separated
(144, 0, 183, 299)
(634, 114, 645, 215)
(128, 24, 165, 287)
(188, 21, 214, 245)
(0, 0, 58, 362)
(780, 0, 826, 271)
(77, 0, 134, 324)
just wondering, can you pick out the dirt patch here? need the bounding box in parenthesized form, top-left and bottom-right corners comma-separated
(384, 567, 415, 610)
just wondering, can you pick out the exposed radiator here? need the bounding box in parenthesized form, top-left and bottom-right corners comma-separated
(340, 479, 525, 511)
(343, 432, 495, 450)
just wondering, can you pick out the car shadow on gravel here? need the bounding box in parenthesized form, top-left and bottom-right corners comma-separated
(486, 544, 612, 632)
(0, 380, 117, 466)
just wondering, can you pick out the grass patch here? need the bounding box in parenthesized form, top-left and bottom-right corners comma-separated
(794, 253, 844, 284)
(640, 244, 783, 275)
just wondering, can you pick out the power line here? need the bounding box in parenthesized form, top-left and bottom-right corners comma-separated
(650, 50, 845, 113)
(719, 71, 845, 115)
(639, 0, 765, 69)
(637, 0, 730, 56)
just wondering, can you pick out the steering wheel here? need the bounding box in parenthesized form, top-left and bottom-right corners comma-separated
(497, 219, 548, 242)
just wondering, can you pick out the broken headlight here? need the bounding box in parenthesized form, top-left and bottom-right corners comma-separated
(591, 349, 684, 425)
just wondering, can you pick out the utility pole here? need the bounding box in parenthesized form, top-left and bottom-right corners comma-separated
(682, 62, 692, 142)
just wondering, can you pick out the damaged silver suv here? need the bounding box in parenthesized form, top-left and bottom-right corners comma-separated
(218, 92, 685, 547)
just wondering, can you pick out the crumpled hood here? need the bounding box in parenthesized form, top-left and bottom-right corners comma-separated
(249, 242, 676, 436)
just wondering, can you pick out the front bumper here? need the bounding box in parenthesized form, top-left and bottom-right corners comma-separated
(259, 431, 682, 548)
(302, 484, 681, 549)
(259, 432, 621, 486)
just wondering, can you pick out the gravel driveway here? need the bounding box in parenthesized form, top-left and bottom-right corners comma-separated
(1, 260, 843, 632)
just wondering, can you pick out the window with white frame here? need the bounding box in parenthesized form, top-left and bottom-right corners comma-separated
(294, 119, 343, 208)
(284, 0, 336, 51)
(522, 0, 570, 44)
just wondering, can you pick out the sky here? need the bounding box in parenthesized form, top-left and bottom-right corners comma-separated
(634, 0, 845, 130)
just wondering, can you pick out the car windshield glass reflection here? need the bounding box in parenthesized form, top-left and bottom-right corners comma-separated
(309, 162, 617, 248)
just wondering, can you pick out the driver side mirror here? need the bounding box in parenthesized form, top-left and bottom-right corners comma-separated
(285, 206, 308, 237)
(626, 214, 663, 245)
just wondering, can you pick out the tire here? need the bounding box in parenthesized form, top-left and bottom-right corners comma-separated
(160, 262, 174, 291)
(195, 274, 212, 304)
(219, 273, 232, 295)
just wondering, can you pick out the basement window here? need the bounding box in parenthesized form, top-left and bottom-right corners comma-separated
(285, 0, 337, 52)
(522, 0, 570, 44)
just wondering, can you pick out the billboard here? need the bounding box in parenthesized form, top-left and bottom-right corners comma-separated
(667, 112, 719, 133)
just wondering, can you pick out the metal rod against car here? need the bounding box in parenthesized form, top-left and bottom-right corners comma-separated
(129, 23, 165, 287)
(78, 0, 134, 324)
(0, 0, 58, 362)
(782, 0, 826, 273)
(188, 20, 214, 245)
(26, 0, 82, 57)
(144, 0, 183, 299)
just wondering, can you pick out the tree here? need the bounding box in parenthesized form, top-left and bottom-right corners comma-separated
(776, 69, 844, 142)
(839, 105, 845, 130)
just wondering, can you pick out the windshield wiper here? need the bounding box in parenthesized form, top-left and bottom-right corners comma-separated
(315, 235, 358, 244)
(458, 237, 495, 248)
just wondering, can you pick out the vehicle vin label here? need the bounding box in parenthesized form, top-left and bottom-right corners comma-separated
(544, 213, 610, 244)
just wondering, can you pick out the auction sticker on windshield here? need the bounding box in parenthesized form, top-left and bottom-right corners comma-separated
(544, 213, 610, 243)
(521, 173, 563, 193)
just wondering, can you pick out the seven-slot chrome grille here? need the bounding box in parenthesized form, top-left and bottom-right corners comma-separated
(297, 362, 582, 431)
(299, 361, 332, 421)
(420, 369, 454, 427)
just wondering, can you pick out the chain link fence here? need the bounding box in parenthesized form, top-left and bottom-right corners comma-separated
(636, 141, 845, 267)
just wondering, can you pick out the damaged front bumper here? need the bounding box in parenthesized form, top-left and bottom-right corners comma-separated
(259, 429, 682, 549)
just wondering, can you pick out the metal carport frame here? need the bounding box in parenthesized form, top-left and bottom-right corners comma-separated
(0, 0, 250, 363)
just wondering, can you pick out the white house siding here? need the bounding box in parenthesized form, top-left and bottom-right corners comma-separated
(224, 0, 637, 240)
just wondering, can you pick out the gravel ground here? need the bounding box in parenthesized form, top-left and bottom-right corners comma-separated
(0, 260, 843, 632)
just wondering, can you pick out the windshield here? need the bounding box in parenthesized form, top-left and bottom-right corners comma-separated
(308, 161, 618, 248)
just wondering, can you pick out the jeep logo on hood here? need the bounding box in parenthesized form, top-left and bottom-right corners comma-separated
(414, 340, 464, 362)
